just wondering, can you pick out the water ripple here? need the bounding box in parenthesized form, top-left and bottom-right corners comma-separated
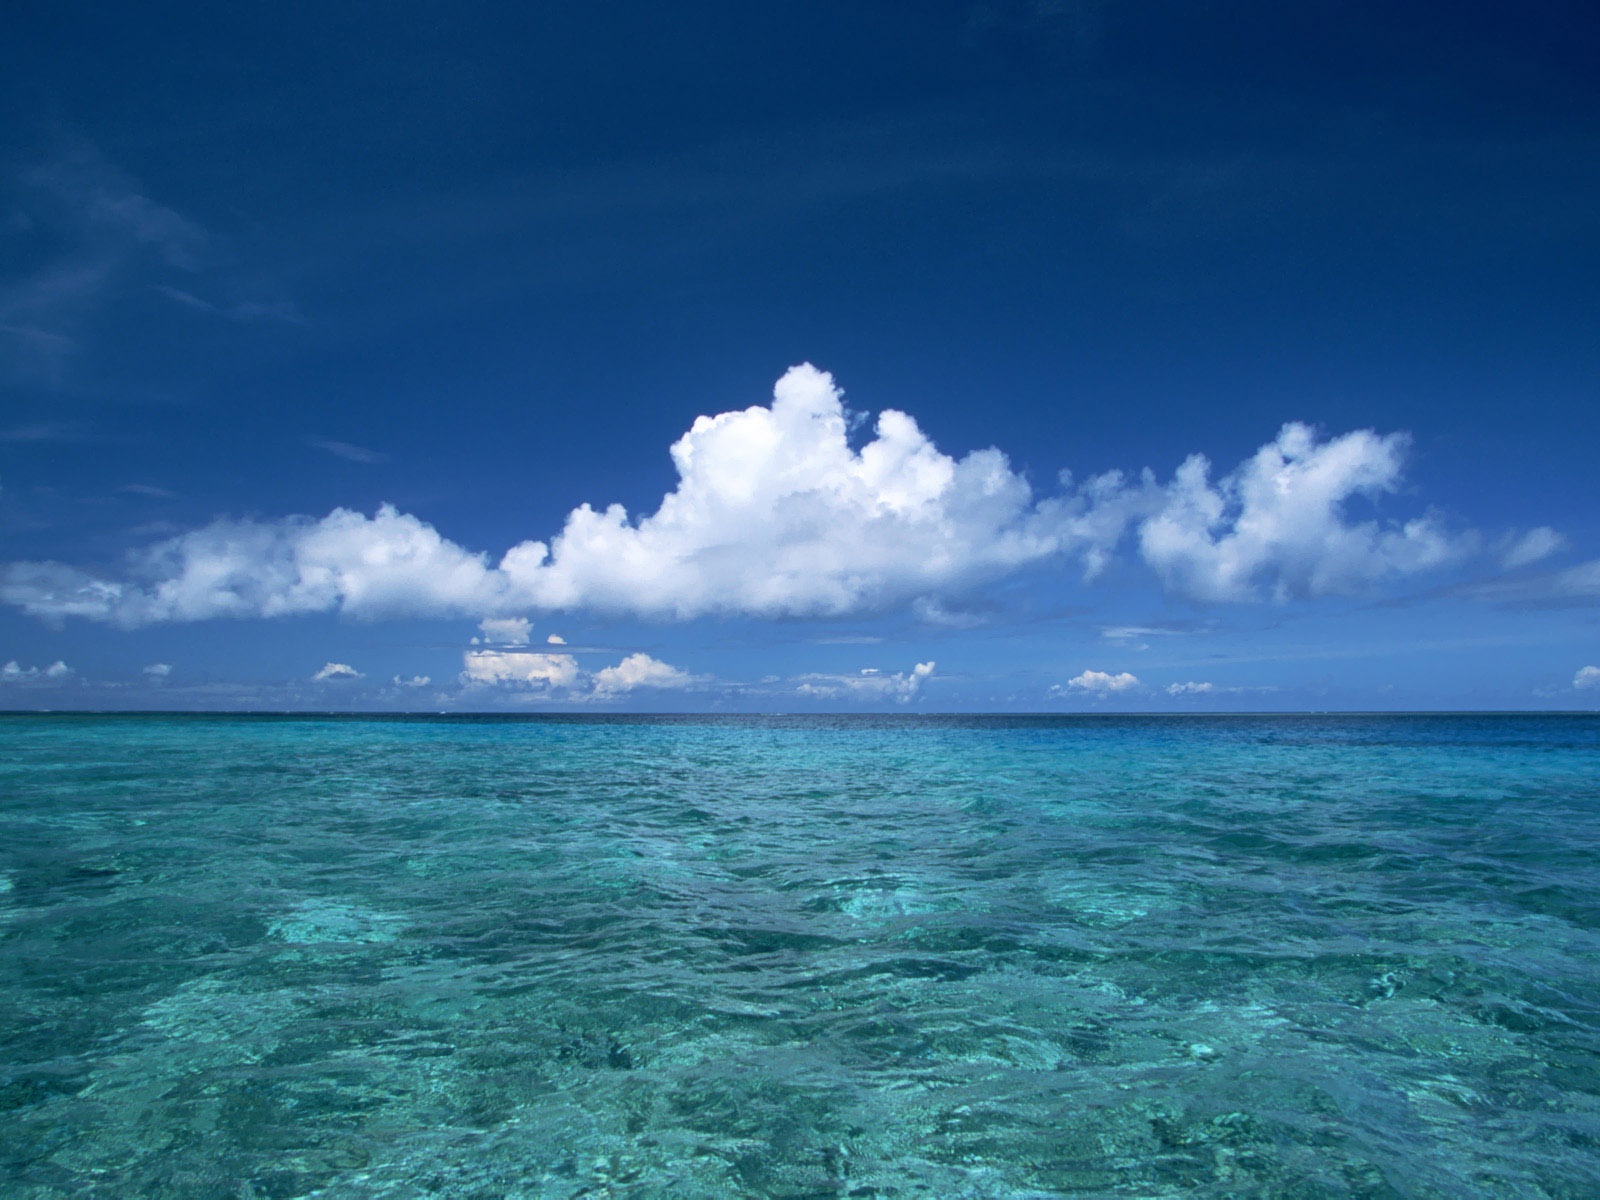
(1, 713, 1598, 1197)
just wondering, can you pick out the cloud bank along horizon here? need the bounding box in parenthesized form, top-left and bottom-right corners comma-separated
(0, 365, 1562, 629)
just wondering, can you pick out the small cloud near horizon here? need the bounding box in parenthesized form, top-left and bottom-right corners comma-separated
(795, 661, 935, 703)
(1059, 669, 1139, 694)
(461, 646, 696, 700)
(2, 659, 73, 682)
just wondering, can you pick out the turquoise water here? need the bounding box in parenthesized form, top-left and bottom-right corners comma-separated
(2, 714, 1599, 1199)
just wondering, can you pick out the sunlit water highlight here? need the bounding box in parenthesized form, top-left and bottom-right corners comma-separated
(2, 713, 1599, 1198)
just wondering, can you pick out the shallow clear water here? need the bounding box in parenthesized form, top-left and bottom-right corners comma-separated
(2, 713, 1599, 1198)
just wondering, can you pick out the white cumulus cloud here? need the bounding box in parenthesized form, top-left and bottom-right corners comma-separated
(461, 650, 580, 689)
(0, 367, 1085, 623)
(1063, 669, 1140, 693)
(1, 659, 72, 682)
(461, 647, 695, 701)
(143, 662, 172, 680)
(1, 504, 503, 627)
(1138, 423, 1474, 603)
(311, 662, 362, 681)
(797, 661, 935, 703)
(392, 674, 431, 688)
(0, 368, 1525, 625)
(591, 653, 695, 697)
(1576, 666, 1600, 690)
(479, 617, 531, 645)
(1166, 681, 1213, 695)
(491, 365, 1081, 617)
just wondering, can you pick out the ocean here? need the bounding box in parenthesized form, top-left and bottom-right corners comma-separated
(2, 713, 1598, 1198)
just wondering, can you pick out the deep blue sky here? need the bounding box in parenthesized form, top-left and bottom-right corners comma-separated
(2, 1, 1597, 710)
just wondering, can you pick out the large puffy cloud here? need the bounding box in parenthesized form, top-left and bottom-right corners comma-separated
(1138, 423, 1473, 603)
(1576, 666, 1600, 691)
(495, 365, 1082, 616)
(0, 367, 1513, 625)
(1, 367, 1086, 625)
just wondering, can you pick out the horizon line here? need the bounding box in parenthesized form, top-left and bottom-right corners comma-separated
(2, 709, 1596, 719)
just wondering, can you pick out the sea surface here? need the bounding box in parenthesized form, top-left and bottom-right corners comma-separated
(2, 713, 1599, 1199)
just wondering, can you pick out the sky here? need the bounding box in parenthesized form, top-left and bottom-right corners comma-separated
(1, 1, 1597, 712)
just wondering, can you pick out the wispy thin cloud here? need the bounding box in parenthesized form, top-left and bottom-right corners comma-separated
(227, 298, 304, 323)
(311, 662, 363, 682)
(913, 598, 990, 628)
(24, 149, 207, 267)
(0, 420, 92, 443)
(1460, 558, 1600, 609)
(2, 144, 206, 367)
(154, 284, 305, 324)
(1101, 623, 1190, 641)
(0, 322, 76, 358)
(307, 437, 387, 465)
(1499, 527, 1565, 570)
(119, 483, 178, 499)
(2, 135, 300, 380)
(151, 284, 215, 312)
